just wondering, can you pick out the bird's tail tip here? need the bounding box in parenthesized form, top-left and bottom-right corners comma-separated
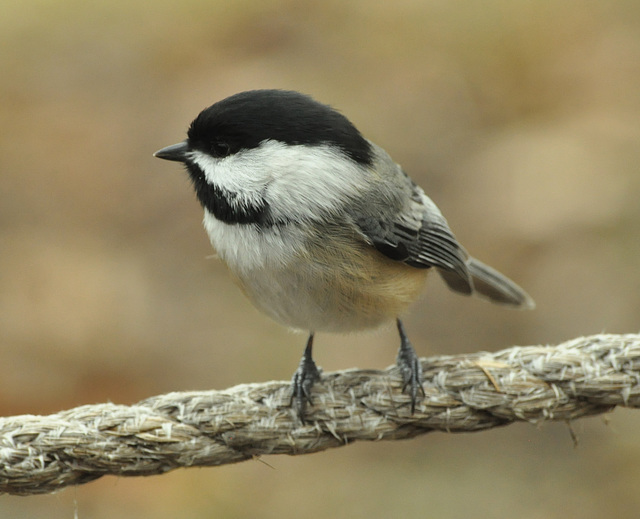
(466, 257, 535, 310)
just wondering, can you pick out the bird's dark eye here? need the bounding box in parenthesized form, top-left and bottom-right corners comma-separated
(211, 139, 231, 158)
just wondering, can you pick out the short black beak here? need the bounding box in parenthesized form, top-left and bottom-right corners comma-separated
(153, 141, 189, 162)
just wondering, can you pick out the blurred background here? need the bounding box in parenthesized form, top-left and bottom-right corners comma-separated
(2, 0, 640, 517)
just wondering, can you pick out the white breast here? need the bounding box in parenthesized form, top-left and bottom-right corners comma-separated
(203, 210, 305, 272)
(203, 210, 428, 334)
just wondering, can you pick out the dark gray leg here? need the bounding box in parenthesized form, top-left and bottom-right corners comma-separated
(290, 334, 321, 420)
(396, 319, 425, 413)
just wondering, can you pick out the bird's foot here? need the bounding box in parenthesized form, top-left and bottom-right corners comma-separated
(396, 319, 425, 413)
(290, 334, 322, 422)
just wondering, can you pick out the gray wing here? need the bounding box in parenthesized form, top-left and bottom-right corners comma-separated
(349, 157, 473, 295)
(346, 143, 534, 307)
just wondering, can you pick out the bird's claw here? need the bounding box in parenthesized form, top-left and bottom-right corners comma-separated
(290, 335, 321, 422)
(396, 319, 425, 413)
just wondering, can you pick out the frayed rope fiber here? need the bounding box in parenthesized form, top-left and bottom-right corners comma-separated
(2, 334, 640, 496)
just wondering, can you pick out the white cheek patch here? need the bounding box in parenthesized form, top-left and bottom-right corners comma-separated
(189, 150, 268, 193)
(189, 150, 268, 209)
(190, 142, 370, 222)
(261, 142, 369, 220)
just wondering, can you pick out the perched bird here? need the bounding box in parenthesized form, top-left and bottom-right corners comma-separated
(154, 89, 533, 417)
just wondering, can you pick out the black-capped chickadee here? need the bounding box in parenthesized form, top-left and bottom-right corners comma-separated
(154, 89, 534, 418)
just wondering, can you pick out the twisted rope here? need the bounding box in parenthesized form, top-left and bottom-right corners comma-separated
(2, 334, 639, 496)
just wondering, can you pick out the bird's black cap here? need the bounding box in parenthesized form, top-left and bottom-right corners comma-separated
(186, 89, 373, 166)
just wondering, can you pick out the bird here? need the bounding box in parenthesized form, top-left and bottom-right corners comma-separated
(154, 89, 534, 418)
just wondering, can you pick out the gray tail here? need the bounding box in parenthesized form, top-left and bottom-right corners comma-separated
(466, 257, 535, 309)
(438, 257, 535, 309)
